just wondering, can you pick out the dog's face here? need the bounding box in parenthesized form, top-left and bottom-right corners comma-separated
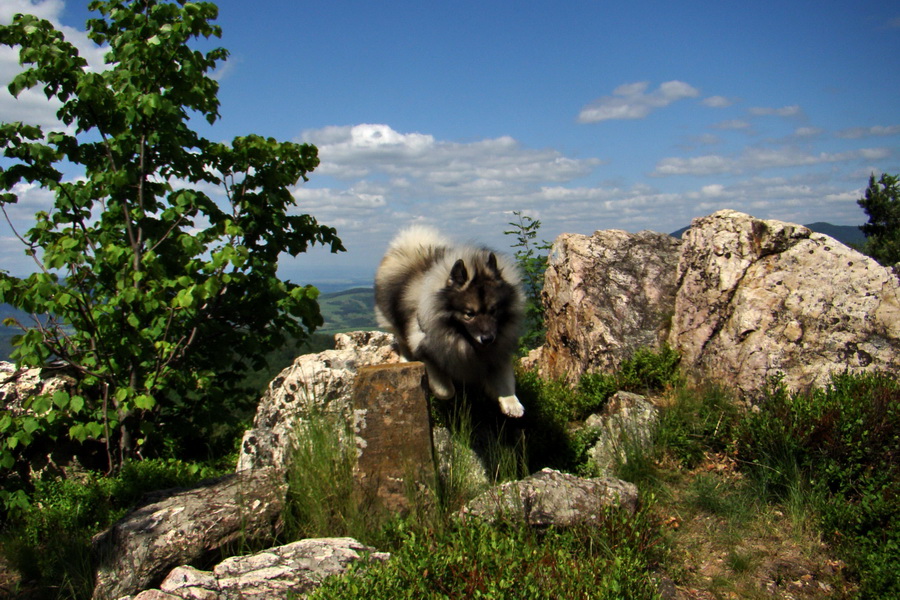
(444, 254, 511, 347)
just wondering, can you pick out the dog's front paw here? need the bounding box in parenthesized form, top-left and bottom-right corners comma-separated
(498, 395, 525, 418)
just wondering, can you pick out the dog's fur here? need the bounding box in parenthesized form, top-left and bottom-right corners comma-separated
(374, 226, 526, 417)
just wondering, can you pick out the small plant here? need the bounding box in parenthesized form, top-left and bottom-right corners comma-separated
(504, 211, 552, 353)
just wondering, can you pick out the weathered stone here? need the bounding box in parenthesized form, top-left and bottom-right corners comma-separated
(212, 538, 389, 600)
(159, 566, 219, 600)
(0, 361, 76, 416)
(529, 230, 681, 383)
(237, 331, 400, 472)
(669, 210, 900, 397)
(585, 391, 659, 476)
(92, 468, 286, 600)
(131, 591, 181, 600)
(351, 362, 434, 512)
(462, 468, 639, 527)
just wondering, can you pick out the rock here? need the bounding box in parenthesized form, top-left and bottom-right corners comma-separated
(532, 230, 681, 383)
(92, 468, 286, 600)
(213, 538, 388, 600)
(351, 363, 434, 512)
(159, 566, 219, 600)
(237, 331, 400, 472)
(148, 538, 387, 600)
(584, 391, 659, 476)
(670, 210, 900, 397)
(0, 361, 76, 416)
(462, 468, 639, 527)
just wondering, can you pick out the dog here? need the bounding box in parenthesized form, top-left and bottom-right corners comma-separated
(374, 226, 526, 417)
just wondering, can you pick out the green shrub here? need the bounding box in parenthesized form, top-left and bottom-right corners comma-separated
(736, 371, 900, 598)
(0, 457, 228, 598)
(656, 381, 738, 469)
(310, 506, 663, 600)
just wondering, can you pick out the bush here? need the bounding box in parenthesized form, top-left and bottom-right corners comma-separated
(736, 371, 900, 598)
(310, 507, 663, 600)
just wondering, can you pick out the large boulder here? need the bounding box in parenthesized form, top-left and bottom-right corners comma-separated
(91, 468, 286, 600)
(237, 331, 400, 472)
(669, 210, 900, 396)
(528, 230, 682, 384)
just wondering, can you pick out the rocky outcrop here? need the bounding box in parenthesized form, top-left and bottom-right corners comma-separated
(527, 230, 682, 384)
(92, 468, 286, 600)
(526, 210, 900, 398)
(462, 468, 639, 526)
(120, 537, 389, 600)
(670, 210, 900, 396)
(237, 331, 400, 472)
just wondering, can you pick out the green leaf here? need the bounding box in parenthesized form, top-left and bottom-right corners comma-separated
(134, 394, 156, 410)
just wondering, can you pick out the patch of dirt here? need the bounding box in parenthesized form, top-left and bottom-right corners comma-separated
(656, 453, 857, 600)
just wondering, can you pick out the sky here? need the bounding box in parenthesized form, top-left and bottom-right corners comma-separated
(1, 0, 899, 287)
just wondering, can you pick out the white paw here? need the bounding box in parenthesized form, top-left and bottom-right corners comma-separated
(498, 395, 525, 418)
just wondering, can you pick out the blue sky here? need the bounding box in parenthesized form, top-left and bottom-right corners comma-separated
(2, 0, 899, 286)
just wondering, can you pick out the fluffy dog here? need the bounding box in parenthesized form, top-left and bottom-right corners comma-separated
(374, 226, 526, 417)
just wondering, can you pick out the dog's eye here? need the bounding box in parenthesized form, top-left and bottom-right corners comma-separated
(463, 310, 476, 320)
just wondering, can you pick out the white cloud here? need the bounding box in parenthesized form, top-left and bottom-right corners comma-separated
(748, 105, 802, 117)
(577, 80, 700, 123)
(302, 123, 602, 186)
(702, 95, 736, 108)
(653, 146, 889, 176)
(837, 125, 900, 139)
(714, 119, 752, 130)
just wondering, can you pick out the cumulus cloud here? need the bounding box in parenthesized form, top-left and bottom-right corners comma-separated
(577, 80, 700, 123)
(302, 123, 602, 186)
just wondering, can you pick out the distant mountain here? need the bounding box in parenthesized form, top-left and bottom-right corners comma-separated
(317, 287, 377, 333)
(669, 222, 865, 249)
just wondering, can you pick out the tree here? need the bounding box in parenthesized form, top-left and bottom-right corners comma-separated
(858, 173, 900, 266)
(0, 0, 343, 480)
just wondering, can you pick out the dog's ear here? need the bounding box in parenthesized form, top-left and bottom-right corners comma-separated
(449, 259, 468, 287)
(486, 252, 500, 275)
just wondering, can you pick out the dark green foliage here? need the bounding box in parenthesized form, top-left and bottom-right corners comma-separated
(736, 371, 900, 598)
(857, 172, 900, 266)
(504, 212, 552, 353)
(0, 457, 228, 598)
(518, 345, 682, 473)
(0, 0, 343, 481)
(310, 508, 663, 600)
(656, 382, 738, 468)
